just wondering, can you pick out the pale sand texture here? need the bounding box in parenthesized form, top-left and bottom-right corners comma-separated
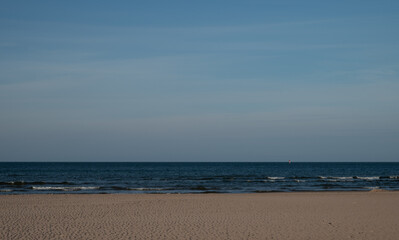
(1, 192, 399, 240)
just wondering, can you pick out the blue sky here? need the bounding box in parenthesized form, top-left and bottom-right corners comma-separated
(0, 1, 398, 161)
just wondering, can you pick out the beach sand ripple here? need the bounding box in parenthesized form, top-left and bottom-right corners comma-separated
(1, 192, 398, 239)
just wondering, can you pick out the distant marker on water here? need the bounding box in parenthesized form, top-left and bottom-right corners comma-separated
(289, 160, 291, 164)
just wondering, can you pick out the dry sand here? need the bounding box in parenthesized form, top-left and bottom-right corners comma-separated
(1, 192, 398, 239)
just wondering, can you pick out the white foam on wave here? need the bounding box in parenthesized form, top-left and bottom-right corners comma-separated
(267, 177, 285, 180)
(319, 176, 353, 181)
(390, 176, 399, 179)
(356, 176, 379, 180)
(329, 177, 353, 182)
(32, 186, 99, 191)
(333, 177, 353, 180)
(129, 188, 165, 191)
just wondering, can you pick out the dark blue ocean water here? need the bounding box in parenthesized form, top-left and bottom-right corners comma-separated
(1, 162, 398, 194)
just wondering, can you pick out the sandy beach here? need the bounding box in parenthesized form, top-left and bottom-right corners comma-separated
(1, 192, 398, 239)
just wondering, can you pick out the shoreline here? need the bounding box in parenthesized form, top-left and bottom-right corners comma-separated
(1, 191, 399, 239)
(1, 188, 394, 195)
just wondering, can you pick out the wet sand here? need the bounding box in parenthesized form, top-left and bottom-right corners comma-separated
(1, 192, 398, 239)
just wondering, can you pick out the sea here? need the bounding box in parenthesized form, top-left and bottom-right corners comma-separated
(0, 162, 398, 194)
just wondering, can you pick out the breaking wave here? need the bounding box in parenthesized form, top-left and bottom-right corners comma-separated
(31, 186, 99, 191)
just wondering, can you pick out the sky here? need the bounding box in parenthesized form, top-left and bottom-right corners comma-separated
(0, 0, 398, 162)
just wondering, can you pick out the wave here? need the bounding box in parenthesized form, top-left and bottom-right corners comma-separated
(107, 186, 171, 191)
(267, 177, 285, 180)
(0, 181, 44, 186)
(316, 176, 399, 180)
(359, 176, 398, 180)
(129, 188, 167, 191)
(0, 189, 12, 192)
(317, 176, 388, 181)
(31, 186, 99, 191)
(319, 177, 354, 182)
(318, 176, 353, 180)
(332, 177, 353, 180)
(354, 176, 379, 180)
(107, 186, 222, 192)
(0, 181, 73, 186)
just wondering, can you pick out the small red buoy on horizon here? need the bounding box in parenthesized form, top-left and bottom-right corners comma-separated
(289, 160, 291, 164)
